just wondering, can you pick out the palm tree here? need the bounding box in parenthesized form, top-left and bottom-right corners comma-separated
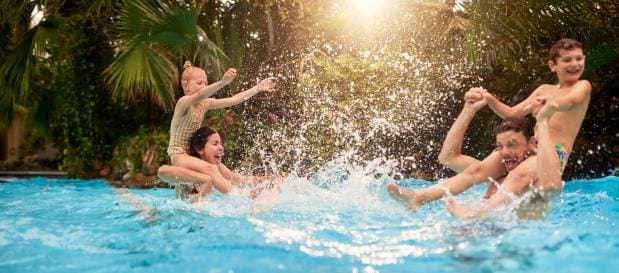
(104, 0, 227, 112)
(0, 0, 228, 174)
(462, 0, 619, 77)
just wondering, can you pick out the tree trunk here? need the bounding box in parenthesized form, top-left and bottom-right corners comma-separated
(3, 112, 26, 162)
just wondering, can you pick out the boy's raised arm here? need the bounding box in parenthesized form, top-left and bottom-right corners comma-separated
(538, 80, 591, 112)
(483, 89, 538, 119)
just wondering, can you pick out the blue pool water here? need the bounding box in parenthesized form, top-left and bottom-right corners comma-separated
(1, 174, 618, 273)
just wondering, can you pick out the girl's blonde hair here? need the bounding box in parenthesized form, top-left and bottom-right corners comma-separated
(181, 61, 205, 82)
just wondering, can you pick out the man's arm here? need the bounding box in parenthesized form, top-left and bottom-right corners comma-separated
(438, 97, 486, 172)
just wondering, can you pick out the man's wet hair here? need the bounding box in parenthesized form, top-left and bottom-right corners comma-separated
(494, 117, 534, 139)
(548, 38, 584, 63)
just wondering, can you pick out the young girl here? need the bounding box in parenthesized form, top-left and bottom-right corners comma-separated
(159, 61, 275, 196)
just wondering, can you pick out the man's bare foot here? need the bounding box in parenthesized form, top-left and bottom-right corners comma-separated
(387, 182, 420, 211)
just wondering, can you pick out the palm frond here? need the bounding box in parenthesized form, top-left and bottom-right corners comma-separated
(463, 0, 607, 68)
(117, 0, 198, 49)
(104, 42, 176, 109)
(0, 1, 35, 27)
(0, 20, 58, 102)
(85, 0, 121, 17)
(189, 26, 228, 79)
(106, 0, 229, 109)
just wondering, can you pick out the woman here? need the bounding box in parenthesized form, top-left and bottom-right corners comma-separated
(158, 127, 281, 202)
(163, 61, 275, 195)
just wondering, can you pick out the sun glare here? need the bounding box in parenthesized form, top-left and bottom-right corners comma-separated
(356, 0, 384, 10)
(342, 0, 392, 34)
(353, 0, 386, 16)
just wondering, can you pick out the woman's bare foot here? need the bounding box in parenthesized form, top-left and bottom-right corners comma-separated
(387, 183, 421, 211)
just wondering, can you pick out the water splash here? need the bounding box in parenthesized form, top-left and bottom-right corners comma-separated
(239, 43, 479, 181)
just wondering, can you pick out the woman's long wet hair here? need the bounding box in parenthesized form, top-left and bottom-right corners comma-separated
(188, 127, 218, 158)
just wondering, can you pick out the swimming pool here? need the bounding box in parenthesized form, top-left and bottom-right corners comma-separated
(1, 174, 617, 273)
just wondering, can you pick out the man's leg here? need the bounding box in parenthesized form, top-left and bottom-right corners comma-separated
(388, 151, 506, 210)
(446, 156, 538, 219)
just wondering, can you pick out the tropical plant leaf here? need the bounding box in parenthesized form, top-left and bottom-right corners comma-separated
(0, 20, 58, 102)
(190, 26, 228, 78)
(105, 0, 202, 110)
(462, 0, 601, 67)
(585, 44, 619, 74)
(104, 42, 176, 109)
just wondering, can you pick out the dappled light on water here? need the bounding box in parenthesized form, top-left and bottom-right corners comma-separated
(1, 176, 618, 272)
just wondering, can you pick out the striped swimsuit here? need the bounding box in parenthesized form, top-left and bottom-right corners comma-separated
(167, 103, 207, 157)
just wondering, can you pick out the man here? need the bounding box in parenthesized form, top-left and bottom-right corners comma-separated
(389, 39, 590, 217)
(389, 92, 536, 209)
(438, 89, 503, 199)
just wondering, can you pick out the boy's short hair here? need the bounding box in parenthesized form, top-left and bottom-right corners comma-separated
(494, 117, 534, 140)
(548, 38, 584, 63)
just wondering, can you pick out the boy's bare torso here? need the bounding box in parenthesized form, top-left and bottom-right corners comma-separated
(530, 82, 590, 154)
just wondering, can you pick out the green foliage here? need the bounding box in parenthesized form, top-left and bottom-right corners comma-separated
(0, 19, 59, 127)
(1, 0, 617, 180)
(51, 8, 143, 177)
(463, 0, 619, 76)
(104, 0, 227, 111)
(111, 127, 169, 177)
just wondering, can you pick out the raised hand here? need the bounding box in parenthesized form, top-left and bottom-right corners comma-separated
(536, 98, 559, 122)
(464, 87, 487, 104)
(256, 77, 277, 92)
(462, 87, 487, 112)
(221, 68, 237, 85)
(464, 94, 487, 111)
(524, 95, 548, 117)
